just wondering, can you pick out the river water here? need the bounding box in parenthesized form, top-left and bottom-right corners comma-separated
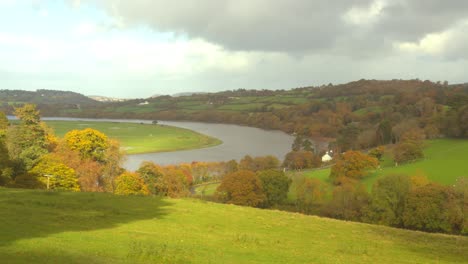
(10, 117, 294, 171)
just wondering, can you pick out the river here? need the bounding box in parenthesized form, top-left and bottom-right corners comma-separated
(11, 117, 295, 171)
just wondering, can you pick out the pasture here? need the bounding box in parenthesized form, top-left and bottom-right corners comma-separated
(0, 187, 466, 263)
(302, 139, 468, 188)
(45, 121, 222, 154)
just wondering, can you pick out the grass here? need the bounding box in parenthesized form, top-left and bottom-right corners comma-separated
(45, 121, 222, 154)
(299, 139, 468, 189)
(0, 187, 466, 263)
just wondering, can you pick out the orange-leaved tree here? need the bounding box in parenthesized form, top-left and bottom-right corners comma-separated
(216, 170, 265, 207)
(330, 150, 378, 185)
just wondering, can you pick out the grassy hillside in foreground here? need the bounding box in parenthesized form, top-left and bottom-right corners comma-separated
(0, 188, 466, 264)
(45, 121, 222, 154)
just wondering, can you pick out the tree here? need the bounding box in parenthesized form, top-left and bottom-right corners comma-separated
(393, 129, 425, 164)
(291, 135, 303, 151)
(368, 146, 385, 161)
(322, 183, 370, 221)
(0, 111, 9, 137)
(295, 177, 327, 214)
(6, 104, 49, 171)
(114, 172, 150, 196)
(137, 161, 165, 195)
(160, 167, 190, 198)
(257, 169, 291, 207)
(367, 174, 411, 226)
(28, 155, 80, 191)
(302, 139, 314, 152)
(64, 128, 110, 162)
(101, 139, 124, 192)
(402, 183, 463, 234)
(376, 119, 392, 145)
(329, 151, 378, 185)
(283, 151, 321, 170)
(216, 170, 265, 207)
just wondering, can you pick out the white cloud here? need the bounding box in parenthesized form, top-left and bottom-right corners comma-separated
(343, 0, 387, 26)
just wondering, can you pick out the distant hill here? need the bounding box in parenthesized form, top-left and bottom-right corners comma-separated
(172, 92, 209, 97)
(0, 89, 98, 105)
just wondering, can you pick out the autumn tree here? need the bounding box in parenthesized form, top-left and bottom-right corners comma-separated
(329, 151, 378, 185)
(160, 167, 190, 198)
(283, 151, 321, 170)
(368, 146, 385, 161)
(28, 155, 80, 191)
(257, 169, 291, 207)
(216, 170, 265, 207)
(393, 129, 425, 164)
(64, 128, 110, 162)
(114, 172, 150, 196)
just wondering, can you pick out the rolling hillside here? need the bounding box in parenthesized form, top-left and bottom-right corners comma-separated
(0, 188, 466, 263)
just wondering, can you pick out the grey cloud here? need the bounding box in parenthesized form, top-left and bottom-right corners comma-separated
(94, 0, 468, 55)
(374, 0, 468, 42)
(96, 0, 372, 52)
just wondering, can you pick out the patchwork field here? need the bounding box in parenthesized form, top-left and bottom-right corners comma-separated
(0, 188, 466, 264)
(45, 121, 222, 154)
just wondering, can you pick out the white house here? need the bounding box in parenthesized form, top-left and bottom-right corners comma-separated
(321, 151, 333, 162)
(138, 101, 149, 105)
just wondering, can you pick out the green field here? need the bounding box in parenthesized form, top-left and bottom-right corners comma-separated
(0, 188, 466, 264)
(45, 121, 222, 154)
(302, 139, 468, 188)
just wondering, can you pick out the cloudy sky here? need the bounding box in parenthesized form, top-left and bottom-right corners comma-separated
(0, 0, 467, 98)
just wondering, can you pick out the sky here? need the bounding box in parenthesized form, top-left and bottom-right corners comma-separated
(0, 0, 468, 98)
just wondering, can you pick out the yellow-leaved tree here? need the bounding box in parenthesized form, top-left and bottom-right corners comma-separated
(114, 172, 150, 196)
(28, 155, 80, 191)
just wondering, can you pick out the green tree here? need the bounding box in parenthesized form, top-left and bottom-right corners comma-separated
(323, 183, 370, 221)
(257, 169, 291, 207)
(367, 174, 411, 226)
(376, 119, 392, 145)
(302, 139, 314, 152)
(0, 111, 9, 138)
(137, 161, 165, 195)
(216, 170, 265, 207)
(403, 183, 463, 234)
(291, 135, 303, 151)
(295, 177, 327, 214)
(6, 104, 49, 171)
(114, 172, 150, 196)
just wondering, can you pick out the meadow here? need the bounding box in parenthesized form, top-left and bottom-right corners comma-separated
(302, 139, 468, 188)
(0, 187, 466, 264)
(45, 121, 222, 154)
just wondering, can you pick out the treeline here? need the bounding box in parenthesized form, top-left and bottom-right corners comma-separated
(209, 149, 467, 236)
